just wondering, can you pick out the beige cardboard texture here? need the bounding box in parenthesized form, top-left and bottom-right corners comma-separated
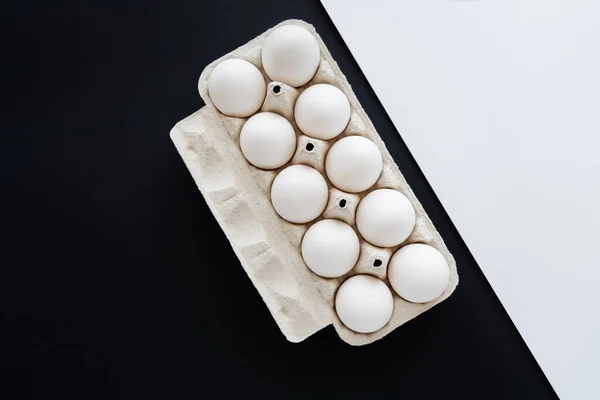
(170, 20, 458, 345)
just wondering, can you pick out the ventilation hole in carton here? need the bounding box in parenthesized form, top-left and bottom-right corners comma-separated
(373, 259, 383, 267)
(305, 142, 314, 151)
(272, 85, 281, 94)
(338, 199, 347, 208)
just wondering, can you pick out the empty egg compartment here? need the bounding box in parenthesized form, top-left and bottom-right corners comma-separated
(184, 19, 458, 345)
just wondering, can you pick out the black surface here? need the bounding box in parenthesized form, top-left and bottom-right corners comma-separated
(1, 1, 558, 399)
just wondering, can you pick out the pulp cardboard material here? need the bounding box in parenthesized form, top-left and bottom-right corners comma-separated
(170, 20, 458, 345)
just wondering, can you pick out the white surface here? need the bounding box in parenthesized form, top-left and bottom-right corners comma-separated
(240, 112, 296, 169)
(207, 59, 265, 117)
(356, 189, 416, 247)
(322, 0, 600, 398)
(294, 84, 351, 139)
(262, 25, 321, 87)
(301, 219, 360, 278)
(389, 244, 451, 304)
(325, 136, 383, 193)
(335, 275, 394, 333)
(270, 165, 328, 224)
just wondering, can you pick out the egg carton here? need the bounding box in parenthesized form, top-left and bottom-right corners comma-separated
(170, 20, 458, 345)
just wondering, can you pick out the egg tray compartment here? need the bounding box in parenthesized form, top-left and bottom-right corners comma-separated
(170, 20, 458, 345)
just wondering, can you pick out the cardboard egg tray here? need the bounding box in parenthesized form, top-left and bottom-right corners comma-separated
(170, 19, 458, 345)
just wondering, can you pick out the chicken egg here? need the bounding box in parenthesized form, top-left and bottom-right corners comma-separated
(325, 136, 383, 193)
(240, 112, 296, 170)
(294, 84, 351, 140)
(301, 219, 360, 278)
(270, 165, 328, 224)
(388, 244, 450, 303)
(356, 189, 416, 247)
(262, 25, 321, 87)
(207, 59, 266, 117)
(335, 275, 394, 333)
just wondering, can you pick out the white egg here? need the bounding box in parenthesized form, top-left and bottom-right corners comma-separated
(325, 136, 383, 193)
(294, 84, 351, 140)
(262, 25, 321, 88)
(301, 219, 360, 278)
(335, 275, 394, 333)
(270, 165, 328, 224)
(356, 189, 416, 247)
(239, 112, 296, 170)
(388, 244, 450, 303)
(207, 59, 266, 117)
